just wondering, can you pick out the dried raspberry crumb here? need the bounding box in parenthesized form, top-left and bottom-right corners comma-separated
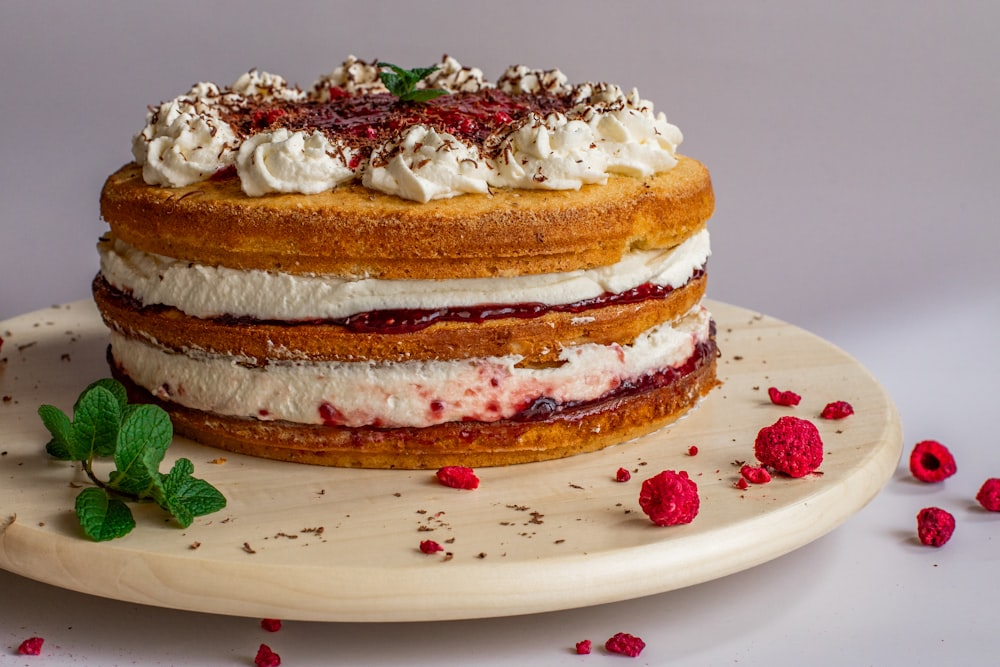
(605, 632, 646, 657)
(754, 416, 823, 478)
(734, 477, 749, 490)
(909, 440, 957, 483)
(916, 507, 955, 547)
(419, 539, 444, 554)
(260, 618, 282, 632)
(575, 639, 592, 655)
(767, 386, 801, 407)
(638, 470, 699, 526)
(820, 400, 854, 419)
(17, 637, 44, 656)
(975, 478, 1000, 511)
(687, 445, 699, 456)
(255, 644, 281, 667)
(436, 465, 480, 490)
(615, 467, 632, 483)
(740, 464, 772, 485)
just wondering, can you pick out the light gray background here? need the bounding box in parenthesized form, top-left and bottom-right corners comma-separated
(2, 2, 999, 665)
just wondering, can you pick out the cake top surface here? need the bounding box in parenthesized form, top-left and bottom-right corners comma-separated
(130, 55, 685, 202)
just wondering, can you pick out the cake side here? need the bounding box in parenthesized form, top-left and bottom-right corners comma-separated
(99, 155, 713, 279)
(111, 336, 719, 469)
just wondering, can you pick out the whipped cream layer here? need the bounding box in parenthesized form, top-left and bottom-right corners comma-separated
(111, 305, 712, 429)
(130, 55, 683, 202)
(99, 229, 709, 321)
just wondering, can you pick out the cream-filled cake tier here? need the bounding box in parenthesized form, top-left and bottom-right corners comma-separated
(95, 55, 718, 468)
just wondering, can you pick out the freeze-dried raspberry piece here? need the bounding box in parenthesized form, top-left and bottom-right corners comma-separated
(820, 400, 854, 419)
(575, 639, 592, 655)
(909, 440, 957, 483)
(687, 445, 699, 456)
(638, 470, 699, 526)
(436, 465, 480, 489)
(768, 386, 801, 407)
(17, 637, 44, 656)
(916, 507, 955, 547)
(605, 632, 646, 657)
(734, 477, 749, 490)
(976, 478, 1000, 511)
(615, 467, 632, 482)
(754, 416, 823, 478)
(255, 644, 281, 667)
(419, 539, 444, 554)
(740, 464, 772, 484)
(260, 618, 282, 632)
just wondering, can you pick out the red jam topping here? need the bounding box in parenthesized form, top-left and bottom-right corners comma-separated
(223, 88, 574, 163)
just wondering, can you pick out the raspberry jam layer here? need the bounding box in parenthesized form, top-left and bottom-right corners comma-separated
(338, 271, 704, 334)
(511, 334, 716, 423)
(103, 267, 704, 335)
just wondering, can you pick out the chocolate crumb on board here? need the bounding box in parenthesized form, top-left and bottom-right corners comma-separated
(242, 542, 257, 554)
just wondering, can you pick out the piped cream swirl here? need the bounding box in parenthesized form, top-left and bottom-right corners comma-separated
(131, 55, 684, 201)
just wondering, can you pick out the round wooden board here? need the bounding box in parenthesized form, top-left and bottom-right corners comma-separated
(0, 300, 901, 622)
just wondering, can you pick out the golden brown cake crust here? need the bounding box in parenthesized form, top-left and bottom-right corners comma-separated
(99, 156, 713, 280)
(93, 273, 707, 364)
(112, 341, 718, 469)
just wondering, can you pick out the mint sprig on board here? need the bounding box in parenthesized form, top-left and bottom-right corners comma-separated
(378, 62, 449, 102)
(38, 378, 226, 541)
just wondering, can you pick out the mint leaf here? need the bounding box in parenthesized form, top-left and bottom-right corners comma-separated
(109, 404, 171, 497)
(403, 88, 454, 103)
(75, 487, 136, 541)
(38, 404, 74, 460)
(378, 62, 449, 102)
(41, 378, 227, 541)
(159, 458, 227, 528)
(71, 385, 122, 459)
(76, 378, 128, 413)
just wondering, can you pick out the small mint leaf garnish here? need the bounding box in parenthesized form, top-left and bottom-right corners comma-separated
(378, 62, 449, 102)
(160, 458, 228, 529)
(75, 378, 128, 413)
(72, 385, 122, 459)
(38, 404, 74, 460)
(75, 487, 135, 542)
(111, 404, 171, 497)
(38, 378, 227, 541)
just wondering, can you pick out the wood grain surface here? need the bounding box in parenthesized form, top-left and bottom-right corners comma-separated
(0, 300, 902, 621)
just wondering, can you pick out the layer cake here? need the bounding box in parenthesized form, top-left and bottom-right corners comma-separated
(94, 56, 718, 468)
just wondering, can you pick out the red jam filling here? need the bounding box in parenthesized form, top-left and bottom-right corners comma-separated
(339, 271, 703, 334)
(201, 268, 704, 334)
(510, 333, 715, 422)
